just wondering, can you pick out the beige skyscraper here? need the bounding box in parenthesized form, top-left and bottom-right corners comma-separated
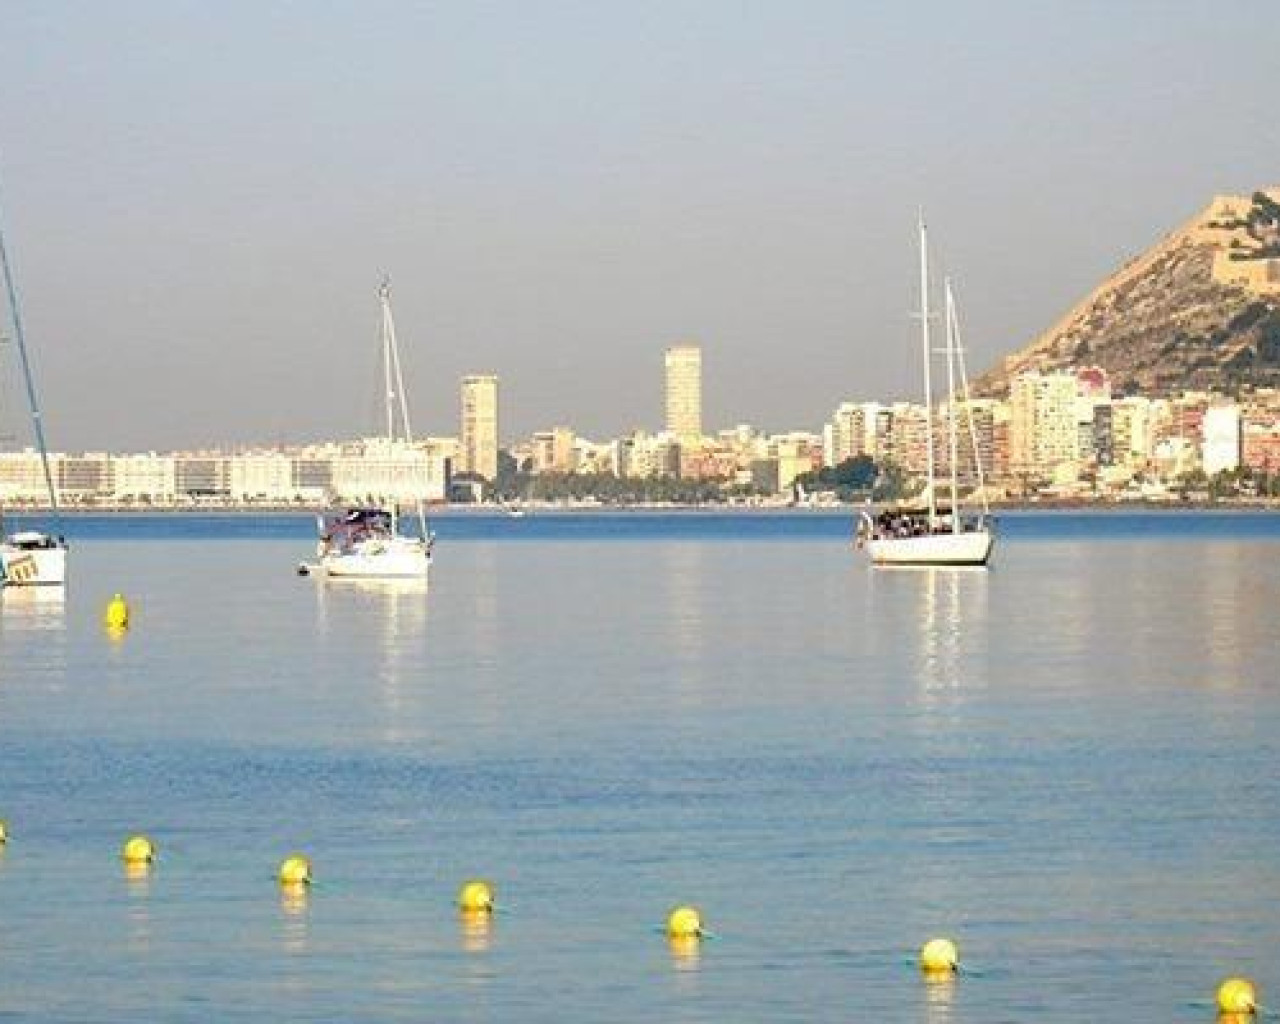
(664, 344, 702, 441)
(460, 374, 499, 481)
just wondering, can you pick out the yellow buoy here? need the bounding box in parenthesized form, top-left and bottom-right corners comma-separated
(0, 819, 8, 844)
(121, 834, 155, 864)
(1216, 978, 1258, 1015)
(666, 905, 702, 939)
(920, 937, 959, 973)
(104, 593, 130, 630)
(458, 879, 495, 913)
(278, 854, 312, 886)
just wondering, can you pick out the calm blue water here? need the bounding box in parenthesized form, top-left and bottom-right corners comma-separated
(1, 510, 1278, 1022)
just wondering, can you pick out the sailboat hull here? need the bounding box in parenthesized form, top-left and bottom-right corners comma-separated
(863, 529, 993, 567)
(0, 543, 68, 585)
(319, 539, 431, 579)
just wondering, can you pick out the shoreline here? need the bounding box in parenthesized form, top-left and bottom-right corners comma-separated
(6, 499, 1280, 517)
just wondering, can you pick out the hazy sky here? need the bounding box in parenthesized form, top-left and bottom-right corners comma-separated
(1, 1, 1278, 451)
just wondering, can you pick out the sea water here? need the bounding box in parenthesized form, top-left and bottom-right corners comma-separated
(0, 510, 1277, 1022)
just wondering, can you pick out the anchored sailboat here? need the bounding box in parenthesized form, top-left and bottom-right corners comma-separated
(0, 172, 67, 587)
(300, 280, 432, 580)
(857, 215, 994, 567)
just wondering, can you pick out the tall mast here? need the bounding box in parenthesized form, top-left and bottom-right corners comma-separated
(918, 211, 937, 526)
(378, 277, 428, 541)
(943, 278, 961, 533)
(0, 169, 61, 534)
(950, 282, 990, 519)
(377, 278, 397, 532)
(379, 278, 396, 444)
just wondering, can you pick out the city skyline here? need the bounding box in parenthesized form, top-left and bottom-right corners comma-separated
(2, 3, 1279, 451)
(6, 366, 1279, 508)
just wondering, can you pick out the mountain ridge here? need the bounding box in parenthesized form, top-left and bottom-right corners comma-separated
(976, 187, 1280, 396)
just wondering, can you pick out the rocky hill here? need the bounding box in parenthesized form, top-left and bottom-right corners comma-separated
(976, 188, 1280, 396)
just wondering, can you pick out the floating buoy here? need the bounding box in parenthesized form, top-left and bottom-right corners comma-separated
(920, 937, 959, 973)
(121, 834, 155, 864)
(1217, 978, 1258, 1015)
(0, 819, 7, 844)
(666, 906, 702, 939)
(457, 879, 494, 913)
(278, 854, 312, 886)
(104, 593, 129, 630)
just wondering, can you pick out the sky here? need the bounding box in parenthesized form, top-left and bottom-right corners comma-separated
(1, 0, 1278, 451)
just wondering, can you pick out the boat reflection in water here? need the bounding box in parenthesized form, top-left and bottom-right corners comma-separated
(0, 580, 66, 623)
(313, 574, 429, 744)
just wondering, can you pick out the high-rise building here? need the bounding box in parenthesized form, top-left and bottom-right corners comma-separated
(1009, 370, 1079, 477)
(530, 427, 577, 474)
(664, 344, 702, 442)
(460, 374, 499, 481)
(1202, 401, 1241, 476)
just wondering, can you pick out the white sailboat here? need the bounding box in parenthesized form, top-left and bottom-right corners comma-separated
(300, 280, 432, 580)
(0, 176, 67, 587)
(857, 215, 994, 567)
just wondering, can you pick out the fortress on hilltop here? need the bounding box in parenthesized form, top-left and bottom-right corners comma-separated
(978, 186, 1280, 397)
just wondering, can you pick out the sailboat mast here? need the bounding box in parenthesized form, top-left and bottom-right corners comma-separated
(950, 283, 991, 519)
(378, 278, 428, 542)
(944, 278, 961, 533)
(0, 172, 61, 533)
(918, 212, 937, 526)
(380, 279, 396, 445)
(378, 278, 398, 534)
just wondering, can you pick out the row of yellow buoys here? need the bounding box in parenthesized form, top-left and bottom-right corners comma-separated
(3, 826, 1263, 1014)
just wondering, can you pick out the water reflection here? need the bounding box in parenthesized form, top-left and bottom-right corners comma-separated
(870, 566, 989, 700)
(279, 882, 311, 954)
(1, 586, 69, 684)
(0, 585, 66, 627)
(313, 577, 430, 742)
(1200, 544, 1251, 689)
(123, 860, 152, 884)
(123, 861, 152, 953)
(458, 909, 493, 954)
(667, 934, 701, 970)
(662, 544, 709, 711)
(920, 569, 963, 697)
(464, 545, 500, 663)
(921, 969, 956, 1024)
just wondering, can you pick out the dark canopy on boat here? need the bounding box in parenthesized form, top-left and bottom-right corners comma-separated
(321, 508, 393, 533)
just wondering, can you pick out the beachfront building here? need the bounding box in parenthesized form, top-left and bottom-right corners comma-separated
(616, 431, 680, 479)
(113, 453, 177, 502)
(1111, 397, 1158, 474)
(1201, 401, 1242, 476)
(0, 449, 50, 503)
(228, 451, 295, 502)
(824, 401, 880, 467)
(328, 437, 448, 503)
(530, 427, 577, 475)
(57, 453, 112, 500)
(460, 374, 499, 481)
(1009, 370, 1080, 480)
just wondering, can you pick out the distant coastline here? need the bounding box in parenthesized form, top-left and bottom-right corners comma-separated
(6, 498, 1280, 517)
